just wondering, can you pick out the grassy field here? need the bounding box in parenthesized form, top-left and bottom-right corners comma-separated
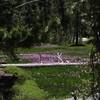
(18, 44, 92, 58)
(0, 44, 93, 99)
(0, 44, 92, 63)
(28, 65, 91, 98)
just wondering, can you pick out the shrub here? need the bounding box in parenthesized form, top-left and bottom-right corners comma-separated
(4, 66, 47, 100)
(4, 66, 31, 82)
(12, 80, 47, 100)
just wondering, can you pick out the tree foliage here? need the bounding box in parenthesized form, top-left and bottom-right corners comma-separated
(0, 0, 99, 59)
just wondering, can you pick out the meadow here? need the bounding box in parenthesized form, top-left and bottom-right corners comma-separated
(18, 44, 92, 58)
(28, 65, 91, 98)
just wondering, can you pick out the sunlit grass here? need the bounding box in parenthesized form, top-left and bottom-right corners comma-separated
(28, 65, 91, 98)
(18, 44, 92, 58)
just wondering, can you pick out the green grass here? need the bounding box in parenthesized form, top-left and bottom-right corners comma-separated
(0, 43, 93, 65)
(3, 66, 47, 100)
(0, 44, 92, 61)
(18, 44, 92, 58)
(28, 65, 91, 98)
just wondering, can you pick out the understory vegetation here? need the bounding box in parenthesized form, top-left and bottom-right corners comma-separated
(1, 65, 92, 99)
(30, 65, 92, 98)
(3, 66, 47, 100)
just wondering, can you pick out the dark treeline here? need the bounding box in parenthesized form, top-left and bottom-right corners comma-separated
(0, 0, 92, 45)
(0, 0, 100, 58)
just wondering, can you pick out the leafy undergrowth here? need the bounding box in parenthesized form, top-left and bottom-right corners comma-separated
(12, 80, 47, 100)
(4, 66, 47, 100)
(30, 65, 91, 98)
(1, 65, 92, 99)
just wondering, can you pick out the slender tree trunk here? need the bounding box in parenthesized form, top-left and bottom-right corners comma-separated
(58, 0, 68, 33)
(75, 6, 79, 45)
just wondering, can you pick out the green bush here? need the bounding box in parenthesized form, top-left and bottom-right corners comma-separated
(4, 66, 31, 82)
(12, 80, 47, 100)
(4, 66, 47, 100)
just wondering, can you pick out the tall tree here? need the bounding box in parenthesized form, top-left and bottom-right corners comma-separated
(89, 0, 100, 97)
(58, 0, 69, 33)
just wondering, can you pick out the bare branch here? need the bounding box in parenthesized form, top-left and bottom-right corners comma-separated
(15, 0, 40, 8)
